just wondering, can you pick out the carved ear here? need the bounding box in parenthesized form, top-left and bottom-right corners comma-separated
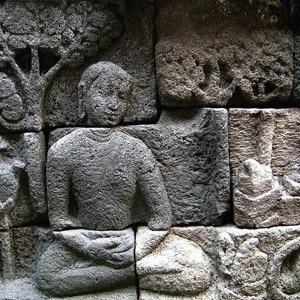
(78, 84, 86, 120)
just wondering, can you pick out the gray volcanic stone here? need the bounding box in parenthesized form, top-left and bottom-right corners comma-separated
(0, 0, 156, 130)
(36, 229, 136, 298)
(294, 34, 300, 101)
(156, 0, 293, 107)
(47, 128, 172, 231)
(0, 226, 52, 299)
(0, 227, 137, 299)
(229, 108, 300, 228)
(136, 225, 300, 300)
(49, 108, 230, 226)
(45, 0, 156, 127)
(0, 0, 126, 131)
(0, 132, 46, 230)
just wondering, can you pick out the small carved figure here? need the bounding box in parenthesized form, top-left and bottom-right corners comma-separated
(47, 62, 172, 231)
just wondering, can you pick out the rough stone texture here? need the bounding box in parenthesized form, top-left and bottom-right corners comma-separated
(136, 225, 300, 300)
(294, 34, 300, 101)
(156, 0, 293, 107)
(0, 0, 298, 298)
(47, 128, 172, 231)
(229, 108, 300, 227)
(0, 226, 53, 299)
(45, 0, 156, 127)
(0, 0, 156, 131)
(36, 229, 136, 298)
(0, 132, 46, 230)
(49, 108, 230, 226)
(0, 227, 137, 300)
(291, 0, 300, 101)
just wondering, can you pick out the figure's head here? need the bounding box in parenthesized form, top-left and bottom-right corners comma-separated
(78, 62, 133, 126)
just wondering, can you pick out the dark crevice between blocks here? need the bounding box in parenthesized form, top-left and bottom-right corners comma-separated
(153, 0, 161, 124)
(227, 107, 235, 225)
(132, 223, 140, 300)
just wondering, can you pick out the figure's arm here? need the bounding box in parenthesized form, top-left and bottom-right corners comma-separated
(47, 146, 79, 230)
(136, 145, 172, 230)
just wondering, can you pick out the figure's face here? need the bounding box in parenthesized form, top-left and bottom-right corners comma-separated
(84, 77, 129, 126)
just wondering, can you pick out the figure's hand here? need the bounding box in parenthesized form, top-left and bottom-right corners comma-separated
(95, 236, 134, 269)
(51, 217, 81, 231)
(54, 230, 134, 269)
(0, 197, 14, 214)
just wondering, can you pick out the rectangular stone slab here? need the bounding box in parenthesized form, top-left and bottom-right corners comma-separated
(156, 0, 293, 107)
(229, 108, 300, 228)
(49, 108, 230, 227)
(136, 225, 300, 300)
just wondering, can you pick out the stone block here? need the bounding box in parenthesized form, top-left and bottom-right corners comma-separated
(0, 132, 46, 230)
(229, 108, 300, 227)
(156, 0, 293, 107)
(136, 225, 300, 300)
(49, 108, 230, 227)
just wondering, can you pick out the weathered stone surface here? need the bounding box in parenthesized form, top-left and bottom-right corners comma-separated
(45, 0, 156, 127)
(36, 229, 136, 298)
(0, 226, 53, 299)
(49, 108, 230, 226)
(136, 225, 300, 300)
(0, 227, 136, 299)
(0, 132, 46, 230)
(0, 0, 124, 131)
(291, 0, 300, 101)
(0, 0, 156, 131)
(229, 108, 300, 227)
(156, 0, 293, 107)
(47, 128, 172, 231)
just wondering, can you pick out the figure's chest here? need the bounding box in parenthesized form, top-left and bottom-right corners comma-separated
(71, 144, 135, 188)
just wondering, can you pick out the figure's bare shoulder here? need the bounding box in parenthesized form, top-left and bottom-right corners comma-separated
(48, 129, 86, 158)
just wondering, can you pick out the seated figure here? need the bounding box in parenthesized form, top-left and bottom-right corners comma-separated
(37, 62, 172, 297)
(47, 61, 172, 231)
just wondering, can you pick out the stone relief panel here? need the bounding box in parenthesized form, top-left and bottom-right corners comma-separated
(136, 225, 300, 300)
(0, 132, 46, 230)
(0, 0, 156, 131)
(50, 107, 230, 226)
(229, 108, 300, 228)
(45, 0, 156, 127)
(156, 0, 293, 107)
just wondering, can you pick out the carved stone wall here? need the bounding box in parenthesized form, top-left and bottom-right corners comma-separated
(0, 0, 299, 299)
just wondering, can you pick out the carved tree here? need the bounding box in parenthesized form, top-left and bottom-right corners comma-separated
(0, 0, 125, 130)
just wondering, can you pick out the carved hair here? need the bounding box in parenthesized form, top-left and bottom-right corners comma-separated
(77, 61, 133, 120)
